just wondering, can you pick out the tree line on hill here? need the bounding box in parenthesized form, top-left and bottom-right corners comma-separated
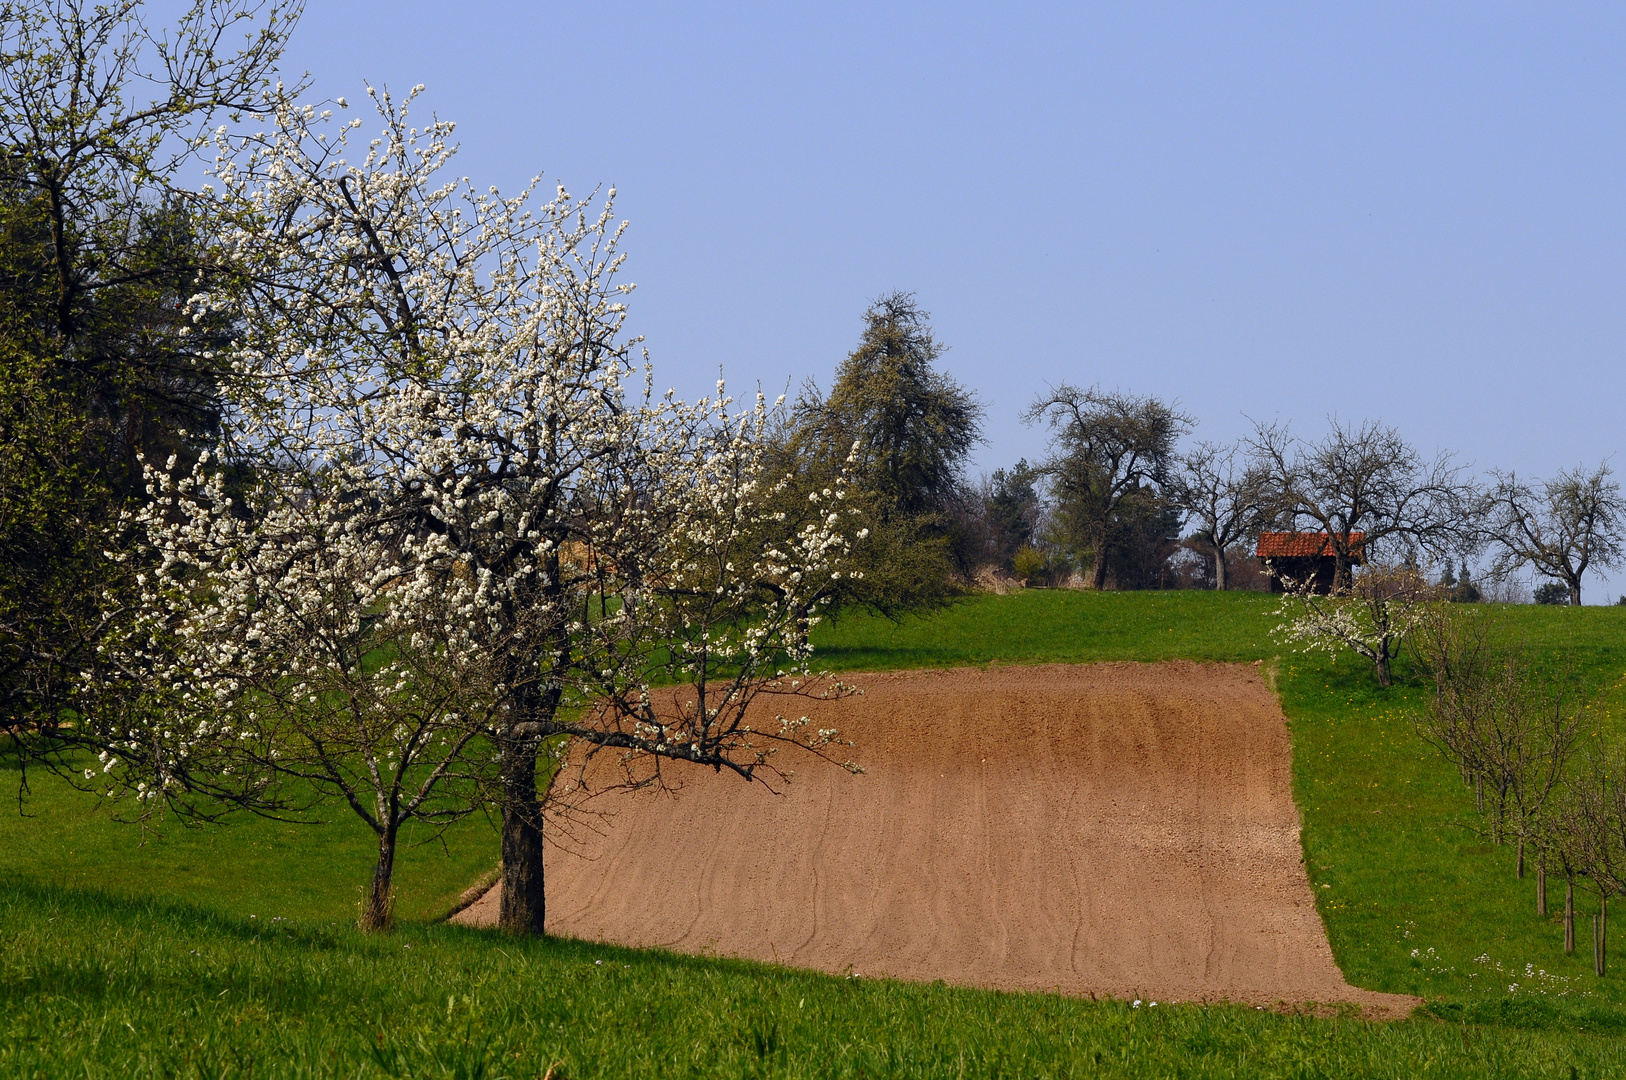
(792, 299, 1622, 609)
(758, 288, 1622, 610)
(2, 0, 1622, 937)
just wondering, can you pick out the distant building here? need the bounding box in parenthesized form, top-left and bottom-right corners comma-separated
(1256, 531, 1365, 594)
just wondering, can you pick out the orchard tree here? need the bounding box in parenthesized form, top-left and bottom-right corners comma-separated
(1169, 440, 1269, 591)
(101, 88, 861, 936)
(1410, 610, 1581, 877)
(109, 476, 506, 930)
(1561, 747, 1626, 973)
(1022, 385, 1190, 590)
(1249, 417, 1471, 578)
(1482, 464, 1624, 607)
(1272, 562, 1436, 687)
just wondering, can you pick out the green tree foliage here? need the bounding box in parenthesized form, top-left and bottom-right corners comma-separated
(1443, 560, 1480, 603)
(784, 293, 982, 613)
(1102, 488, 1183, 590)
(0, 199, 107, 733)
(0, 0, 293, 740)
(1010, 544, 1046, 584)
(1534, 582, 1571, 606)
(980, 461, 1040, 569)
(944, 460, 1043, 578)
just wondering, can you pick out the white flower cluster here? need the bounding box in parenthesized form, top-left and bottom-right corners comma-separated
(95, 87, 860, 818)
(1270, 564, 1437, 681)
(1470, 953, 1588, 998)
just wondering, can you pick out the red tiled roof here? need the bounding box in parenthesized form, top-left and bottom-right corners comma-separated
(1255, 531, 1366, 559)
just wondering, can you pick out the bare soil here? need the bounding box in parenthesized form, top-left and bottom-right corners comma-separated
(452, 662, 1417, 1017)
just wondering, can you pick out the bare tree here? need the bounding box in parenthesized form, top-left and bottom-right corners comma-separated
(1560, 749, 1626, 973)
(1169, 440, 1269, 591)
(1411, 612, 1582, 875)
(1481, 463, 1624, 607)
(1250, 418, 1471, 582)
(1022, 385, 1192, 590)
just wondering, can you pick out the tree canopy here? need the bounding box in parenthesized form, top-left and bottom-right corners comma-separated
(0, 0, 294, 743)
(1023, 385, 1190, 591)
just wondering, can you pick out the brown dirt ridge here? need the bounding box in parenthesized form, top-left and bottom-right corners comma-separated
(454, 662, 1418, 1018)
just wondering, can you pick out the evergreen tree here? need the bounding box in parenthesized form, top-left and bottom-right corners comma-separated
(784, 293, 982, 612)
(983, 461, 1040, 569)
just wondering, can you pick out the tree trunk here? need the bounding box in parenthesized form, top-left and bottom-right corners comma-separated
(1213, 547, 1228, 591)
(1374, 654, 1392, 688)
(1517, 837, 1525, 879)
(359, 823, 398, 932)
(1090, 549, 1109, 590)
(1537, 863, 1547, 916)
(1333, 555, 1353, 593)
(1597, 897, 1608, 977)
(1569, 579, 1583, 607)
(498, 732, 547, 936)
(1566, 879, 1575, 954)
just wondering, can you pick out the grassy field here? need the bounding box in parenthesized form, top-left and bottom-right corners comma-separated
(12, 881, 1626, 1080)
(1288, 615, 1626, 1032)
(0, 766, 496, 927)
(7, 589, 1626, 1077)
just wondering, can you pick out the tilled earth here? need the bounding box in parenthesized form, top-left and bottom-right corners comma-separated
(454, 662, 1416, 1017)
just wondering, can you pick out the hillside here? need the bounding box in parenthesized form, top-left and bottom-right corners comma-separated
(7, 590, 1626, 1077)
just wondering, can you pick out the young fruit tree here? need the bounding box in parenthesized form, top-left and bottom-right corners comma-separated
(1271, 563, 1437, 687)
(1410, 610, 1581, 878)
(99, 87, 861, 935)
(1559, 744, 1626, 974)
(115, 460, 506, 929)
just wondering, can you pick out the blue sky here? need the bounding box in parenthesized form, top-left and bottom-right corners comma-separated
(263, 2, 1626, 596)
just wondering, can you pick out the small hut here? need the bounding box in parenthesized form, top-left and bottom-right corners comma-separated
(1256, 531, 1365, 594)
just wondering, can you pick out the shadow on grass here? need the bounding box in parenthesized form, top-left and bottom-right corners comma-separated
(0, 878, 351, 952)
(423, 915, 1145, 1021)
(1424, 998, 1626, 1036)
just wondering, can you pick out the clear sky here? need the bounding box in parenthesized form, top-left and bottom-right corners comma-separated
(257, 2, 1626, 596)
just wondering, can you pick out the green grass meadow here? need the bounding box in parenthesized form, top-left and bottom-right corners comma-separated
(8, 590, 1626, 1077)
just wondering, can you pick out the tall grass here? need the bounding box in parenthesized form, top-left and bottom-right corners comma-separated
(8, 881, 1626, 1079)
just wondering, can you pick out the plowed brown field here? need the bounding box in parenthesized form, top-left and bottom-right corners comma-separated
(453, 662, 1416, 1016)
